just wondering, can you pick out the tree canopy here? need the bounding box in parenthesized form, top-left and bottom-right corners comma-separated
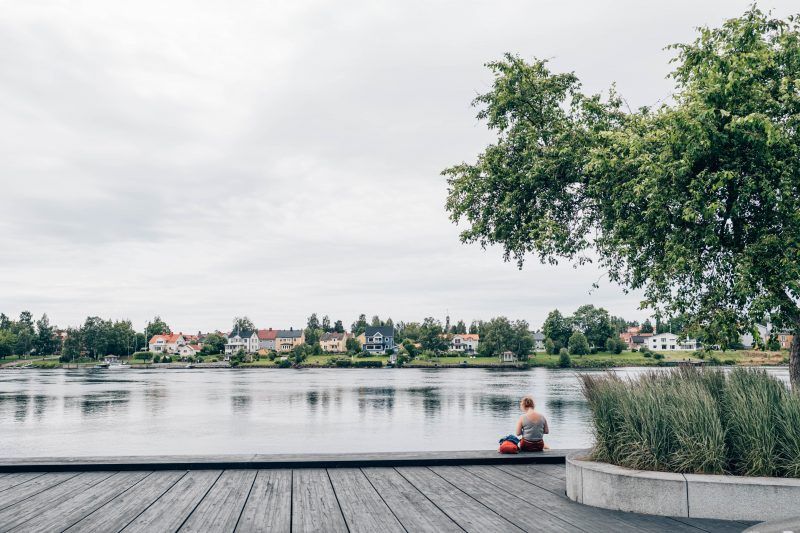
(444, 8, 800, 385)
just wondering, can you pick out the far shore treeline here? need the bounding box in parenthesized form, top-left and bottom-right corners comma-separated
(0, 304, 785, 366)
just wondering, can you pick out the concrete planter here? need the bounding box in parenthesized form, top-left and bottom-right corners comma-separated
(566, 450, 800, 522)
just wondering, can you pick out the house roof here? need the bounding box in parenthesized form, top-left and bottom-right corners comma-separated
(365, 326, 394, 337)
(188, 344, 202, 351)
(258, 329, 277, 340)
(453, 334, 479, 341)
(321, 332, 346, 341)
(277, 329, 303, 339)
(149, 334, 182, 344)
(228, 329, 256, 339)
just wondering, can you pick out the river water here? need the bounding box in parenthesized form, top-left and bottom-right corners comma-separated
(0, 367, 790, 457)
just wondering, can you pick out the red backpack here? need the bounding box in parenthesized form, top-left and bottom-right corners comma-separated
(498, 440, 519, 454)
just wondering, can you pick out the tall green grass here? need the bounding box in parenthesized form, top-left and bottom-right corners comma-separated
(581, 367, 799, 478)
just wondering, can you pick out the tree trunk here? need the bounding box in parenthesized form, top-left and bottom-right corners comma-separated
(790, 331, 800, 391)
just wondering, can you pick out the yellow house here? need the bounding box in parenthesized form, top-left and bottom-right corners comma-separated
(276, 328, 305, 352)
(320, 332, 350, 353)
(356, 333, 366, 347)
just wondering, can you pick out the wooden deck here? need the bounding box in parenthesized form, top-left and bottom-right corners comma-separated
(0, 462, 753, 532)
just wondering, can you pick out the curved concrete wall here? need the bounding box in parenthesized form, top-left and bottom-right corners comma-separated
(566, 451, 800, 522)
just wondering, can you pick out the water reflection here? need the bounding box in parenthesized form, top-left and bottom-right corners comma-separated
(231, 394, 251, 414)
(81, 390, 130, 416)
(0, 367, 789, 457)
(473, 394, 516, 417)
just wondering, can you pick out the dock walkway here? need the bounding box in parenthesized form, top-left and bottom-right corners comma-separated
(0, 452, 754, 532)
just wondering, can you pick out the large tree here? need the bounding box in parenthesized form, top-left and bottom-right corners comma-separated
(542, 310, 573, 348)
(445, 9, 800, 386)
(571, 305, 615, 348)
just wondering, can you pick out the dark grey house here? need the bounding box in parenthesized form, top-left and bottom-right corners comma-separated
(363, 326, 395, 354)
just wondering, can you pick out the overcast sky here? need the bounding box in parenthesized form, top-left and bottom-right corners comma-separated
(0, 0, 796, 333)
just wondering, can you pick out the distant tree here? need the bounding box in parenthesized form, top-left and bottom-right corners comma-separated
(544, 338, 555, 355)
(201, 333, 226, 355)
(345, 337, 360, 354)
(61, 328, 82, 361)
(34, 314, 57, 356)
(333, 319, 345, 333)
(640, 319, 654, 334)
(0, 313, 11, 331)
(370, 315, 383, 327)
(321, 315, 331, 332)
(397, 321, 422, 341)
(419, 317, 447, 353)
(0, 330, 15, 359)
(572, 305, 615, 348)
(233, 316, 255, 333)
(542, 310, 572, 348)
(307, 313, 320, 330)
(17, 311, 34, 333)
(568, 331, 589, 356)
(468, 321, 479, 334)
(605, 336, 624, 354)
(351, 314, 368, 335)
(478, 317, 533, 358)
(402, 339, 419, 358)
(145, 316, 170, 340)
(454, 320, 467, 334)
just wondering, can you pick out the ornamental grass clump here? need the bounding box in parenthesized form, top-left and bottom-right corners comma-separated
(581, 368, 800, 478)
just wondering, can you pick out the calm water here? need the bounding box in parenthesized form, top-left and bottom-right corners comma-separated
(0, 367, 789, 458)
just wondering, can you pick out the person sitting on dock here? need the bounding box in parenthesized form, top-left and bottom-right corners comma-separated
(515, 395, 549, 452)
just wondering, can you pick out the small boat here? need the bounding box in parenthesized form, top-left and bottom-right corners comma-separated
(108, 363, 128, 369)
(185, 364, 195, 369)
(94, 362, 110, 369)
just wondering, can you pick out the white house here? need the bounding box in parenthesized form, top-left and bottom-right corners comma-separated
(178, 344, 202, 357)
(532, 332, 545, 352)
(647, 333, 701, 351)
(225, 329, 260, 354)
(449, 334, 479, 354)
(148, 334, 185, 354)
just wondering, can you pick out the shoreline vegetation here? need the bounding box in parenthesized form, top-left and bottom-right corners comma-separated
(582, 367, 800, 478)
(1, 349, 789, 370)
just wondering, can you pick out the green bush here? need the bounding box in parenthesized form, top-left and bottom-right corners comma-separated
(558, 348, 571, 368)
(353, 360, 382, 368)
(153, 355, 161, 363)
(582, 368, 800, 477)
(277, 359, 292, 368)
(652, 352, 664, 360)
(332, 358, 352, 367)
(132, 351, 153, 361)
(643, 352, 652, 358)
(568, 331, 589, 355)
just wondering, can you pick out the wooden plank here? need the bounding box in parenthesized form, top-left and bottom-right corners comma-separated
(362, 468, 461, 533)
(0, 449, 573, 472)
(235, 470, 292, 533)
(121, 470, 222, 532)
(466, 465, 706, 533)
(524, 463, 566, 480)
(0, 472, 114, 530)
(670, 516, 758, 533)
(64, 471, 186, 533)
(396, 466, 525, 533)
(495, 464, 567, 495)
(291, 468, 347, 533)
(429, 466, 577, 532)
(327, 468, 404, 533)
(6, 471, 149, 532)
(0, 473, 77, 511)
(0, 474, 45, 494)
(180, 470, 256, 532)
